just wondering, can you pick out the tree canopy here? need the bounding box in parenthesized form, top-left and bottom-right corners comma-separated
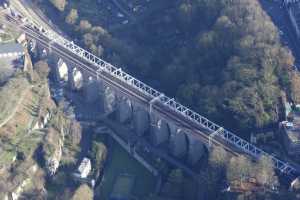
(121, 0, 298, 135)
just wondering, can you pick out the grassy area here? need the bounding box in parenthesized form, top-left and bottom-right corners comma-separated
(2, 84, 39, 134)
(0, 80, 50, 168)
(0, 150, 16, 166)
(96, 135, 156, 200)
(0, 33, 14, 43)
(0, 74, 30, 126)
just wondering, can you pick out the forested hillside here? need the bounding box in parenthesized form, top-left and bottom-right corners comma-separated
(128, 0, 299, 133)
(44, 0, 300, 136)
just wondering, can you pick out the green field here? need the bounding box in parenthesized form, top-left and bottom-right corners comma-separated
(96, 135, 157, 200)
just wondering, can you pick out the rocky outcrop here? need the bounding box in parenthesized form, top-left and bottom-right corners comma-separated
(43, 127, 65, 176)
(33, 110, 51, 130)
(45, 137, 63, 176)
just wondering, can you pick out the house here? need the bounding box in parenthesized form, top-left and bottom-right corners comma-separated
(76, 157, 92, 178)
(0, 43, 24, 59)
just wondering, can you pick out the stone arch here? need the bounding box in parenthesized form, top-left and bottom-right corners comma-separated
(151, 119, 170, 146)
(56, 58, 68, 82)
(169, 129, 188, 159)
(118, 97, 133, 124)
(103, 86, 117, 114)
(72, 67, 83, 90)
(133, 107, 150, 136)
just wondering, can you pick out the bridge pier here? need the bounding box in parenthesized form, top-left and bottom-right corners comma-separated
(83, 75, 101, 103)
(187, 134, 205, 166)
(169, 127, 188, 159)
(150, 115, 170, 146)
(103, 86, 117, 115)
(132, 105, 150, 136)
(117, 97, 133, 124)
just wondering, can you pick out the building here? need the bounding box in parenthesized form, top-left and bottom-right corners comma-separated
(76, 157, 92, 178)
(281, 109, 300, 155)
(0, 43, 24, 59)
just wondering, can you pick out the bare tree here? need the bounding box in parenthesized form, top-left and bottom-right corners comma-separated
(78, 20, 92, 33)
(227, 155, 254, 186)
(65, 9, 78, 25)
(255, 155, 278, 189)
